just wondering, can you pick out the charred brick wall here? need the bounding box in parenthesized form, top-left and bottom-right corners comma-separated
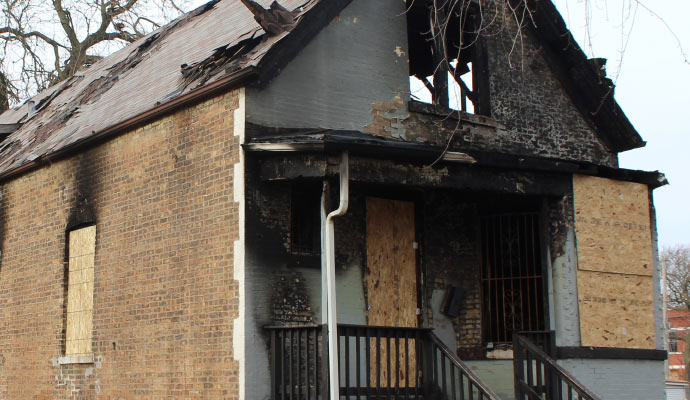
(482, 6, 618, 167)
(244, 175, 316, 326)
(0, 90, 241, 398)
(423, 191, 483, 358)
(244, 173, 368, 327)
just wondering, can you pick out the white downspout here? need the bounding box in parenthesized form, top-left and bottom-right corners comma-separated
(321, 182, 328, 324)
(323, 151, 349, 400)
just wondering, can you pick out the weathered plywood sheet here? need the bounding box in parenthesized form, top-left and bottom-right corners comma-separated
(577, 271, 655, 348)
(573, 175, 656, 348)
(365, 198, 418, 327)
(66, 226, 96, 356)
(573, 174, 653, 276)
(365, 197, 418, 387)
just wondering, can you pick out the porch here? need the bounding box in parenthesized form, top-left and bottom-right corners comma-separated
(264, 325, 596, 400)
(241, 144, 663, 399)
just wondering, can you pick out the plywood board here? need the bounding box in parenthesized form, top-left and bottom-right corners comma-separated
(66, 226, 96, 356)
(365, 197, 418, 387)
(572, 174, 653, 276)
(69, 225, 96, 257)
(365, 198, 418, 327)
(577, 270, 655, 348)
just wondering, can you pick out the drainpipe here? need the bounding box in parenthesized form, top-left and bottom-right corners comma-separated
(322, 151, 349, 400)
(663, 259, 669, 378)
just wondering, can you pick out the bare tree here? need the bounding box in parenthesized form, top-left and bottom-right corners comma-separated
(0, 0, 198, 106)
(665, 245, 690, 310)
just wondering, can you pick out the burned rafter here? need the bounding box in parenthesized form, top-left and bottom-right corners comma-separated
(406, 0, 489, 114)
(240, 0, 298, 36)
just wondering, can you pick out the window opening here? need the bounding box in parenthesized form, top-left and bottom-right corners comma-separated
(407, 0, 489, 115)
(480, 213, 544, 345)
(65, 225, 96, 356)
(669, 338, 679, 353)
(290, 183, 321, 255)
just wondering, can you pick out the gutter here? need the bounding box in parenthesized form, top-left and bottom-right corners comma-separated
(0, 67, 258, 184)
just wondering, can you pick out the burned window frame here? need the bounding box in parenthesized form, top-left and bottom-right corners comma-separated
(407, 0, 491, 115)
(290, 182, 321, 256)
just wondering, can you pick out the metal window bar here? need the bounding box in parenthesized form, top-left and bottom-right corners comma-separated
(481, 213, 545, 345)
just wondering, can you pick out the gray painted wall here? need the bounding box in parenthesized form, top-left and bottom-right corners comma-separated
(559, 359, 666, 400)
(551, 230, 582, 347)
(467, 358, 666, 400)
(431, 289, 458, 350)
(246, 0, 410, 135)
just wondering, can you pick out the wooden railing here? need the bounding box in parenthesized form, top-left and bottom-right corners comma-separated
(266, 324, 501, 399)
(513, 333, 600, 400)
(425, 331, 502, 400)
(267, 325, 327, 400)
(337, 324, 428, 398)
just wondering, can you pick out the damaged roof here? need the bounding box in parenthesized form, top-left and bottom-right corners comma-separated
(0, 0, 645, 181)
(0, 0, 352, 180)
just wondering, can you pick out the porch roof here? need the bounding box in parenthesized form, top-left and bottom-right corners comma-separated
(244, 130, 668, 189)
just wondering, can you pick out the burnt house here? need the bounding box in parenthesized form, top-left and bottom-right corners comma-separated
(0, 0, 668, 399)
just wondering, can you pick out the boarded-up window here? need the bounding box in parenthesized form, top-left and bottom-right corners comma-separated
(573, 175, 655, 349)
(65, 225, 96, 356)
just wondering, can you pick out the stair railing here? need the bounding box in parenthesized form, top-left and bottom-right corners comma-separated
(513, 333, 601, 400)
(425, 331, 503, 400)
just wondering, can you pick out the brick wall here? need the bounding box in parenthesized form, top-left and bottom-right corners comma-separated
(423, 192, 483, 358)
(0, 90, 241, 398)
(484, 4, 617, 167)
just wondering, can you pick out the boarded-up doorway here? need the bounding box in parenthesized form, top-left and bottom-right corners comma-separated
(365, 197, 418, 388)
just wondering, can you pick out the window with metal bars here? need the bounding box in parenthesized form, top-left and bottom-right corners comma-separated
(480, 213, 545, 345)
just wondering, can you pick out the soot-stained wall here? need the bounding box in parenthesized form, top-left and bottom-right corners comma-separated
(243, 165, 371, 398)
(247, 0, 618, 168)
(422, 191, 483, 358)
(481, 3, 617, 166)
(245, 170, 568, 373)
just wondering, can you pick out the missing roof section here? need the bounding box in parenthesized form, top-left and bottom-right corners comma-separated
(179, 32, 264, 90)
(241, 0, 299, 35)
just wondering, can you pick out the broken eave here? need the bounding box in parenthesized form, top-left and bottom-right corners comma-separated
(244, 130, 668, 188)
(527, 0, 645, 153)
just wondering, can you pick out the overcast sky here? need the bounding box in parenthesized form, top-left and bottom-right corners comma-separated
(551, 0, 689, 249)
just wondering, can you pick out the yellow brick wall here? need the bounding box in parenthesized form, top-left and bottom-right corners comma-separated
(0, 90, 241, 398)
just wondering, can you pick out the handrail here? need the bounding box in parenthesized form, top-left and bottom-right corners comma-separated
(513, 333, 601, 400)
(427, 332, 502, 400)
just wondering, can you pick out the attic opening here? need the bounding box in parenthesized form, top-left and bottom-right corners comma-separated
(407, 0, 490, 115)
